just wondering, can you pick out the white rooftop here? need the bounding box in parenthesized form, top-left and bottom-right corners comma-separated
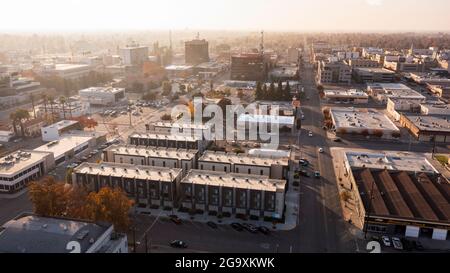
(34, 135, 93, 159)
(330, 107, 399, 131)
(199, 151, 289, 167)
(54, 64, 90, 71)
(182, 169, 286, 192)
(324, 89, 368, 98)
(0, 150, 51, 176)
(237, 114, 294, 126)
(79, 86, 125, 94)
(129, 132, 201, 142)
(152, 122, 211, 130)
(345, 151, 438, 173)
(105, 145, 197, 160)
(42, 120, 79, 131)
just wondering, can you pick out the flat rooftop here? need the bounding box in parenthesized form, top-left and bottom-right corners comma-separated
(182, 169, 286, 192)
(165, 65, 193, 71)
(0, 150, 51, 176)
(34, 135, 93, 159)
(330, 107, 399, 131)
(129, 132, 201, 142)
(0, 214, 110, 253)
(353, 169, 449, 224)
(73, 162, 182, 181)
(199, 151, 289, 167)
(354, 67, 395, 74)
(403, 114, 450, 133)
(345, 150, 438, 173)
(79, 87, 125, 94)
(54, 64, 90, 71)
(42, 120, 79, 131)
(324, 89, 368, 98)
(237, 114, 295, 126)
(368, 83, 412, 90)
(152, 122, 211, 130)
(420, 104, 450, 116)
(105, 145, 197, 160)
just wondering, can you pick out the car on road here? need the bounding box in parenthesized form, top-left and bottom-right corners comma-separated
(206, 221, 218, 229)
(230, 222, 244, 231)
(299, 159, 309, 166)
(314, 171, 320, 178)
(170, 217, 182, 225)
(381, 236, 391, 247)
(242, 223, 258, 233)
(170, 240, 187, 248)
(318, 147, 324, 153)
(392, 237, 403, 250)
(258, 226, 270, 235)
(308, 131, 313, 137)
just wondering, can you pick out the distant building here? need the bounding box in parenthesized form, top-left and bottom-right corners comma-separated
(317, 61, 352, 84)
(0, 150, 55, 194)
(427, 85, 450, 101)
(36, 100, 90, 119)
(399, 114, 450, 143)
(78, 87, 126, 106)
(0, 213, 128, 253)
(72, 162, 182, 209)
(129, 132, 211, 152)
(230, 53, 266, 81)
(352, 67, 395, 83)
(0, 130, 14, 142)
(185, 39, 209, 65)
(120, 45, 149, 66)
(410, 72, 450, 87)
(347, 59, 380, 68)
(286, 47, 301, 64)
(367, 83, 426, 104)
(41, 120, 82, 142)
(38, 64, 91, 80)
(164, 65, 193, 79)
(323, 89, 369, 104)
(268, 66, 299, 81)
(179, 169, 286, 219)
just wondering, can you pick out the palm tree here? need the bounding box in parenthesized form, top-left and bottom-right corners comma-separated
(9, 112, 18, 136)
(42, 94, 48, 118)
(59, 96, 67, 119)
(29, 93, 36, 119)
(48, 95, 55, 122)
(13, 109, 30, 137)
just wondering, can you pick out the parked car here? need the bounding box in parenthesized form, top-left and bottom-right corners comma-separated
(230, 223, 243, 231)
(170, 240, 187, 248)
(392, 237, 403, 250)
(206, 221, 218, 229)
(381, 236, 391, 247)
(401, 238, 413, 251)
(314, 171, 321, 178)
(170, 217, 182, 225)
(258, 226, 270, 235)
(308, 131, 313, 137)
(299, 159, 309, 166)
(318, 147, 324, 153)
(242, 223, 258, 233)
(299, 170, 310, 177)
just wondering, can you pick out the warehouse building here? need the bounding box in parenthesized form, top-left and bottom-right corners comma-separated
(179, 169, 286, 220)
(343, 151, 449, 240)
(399, 114, 450, 143)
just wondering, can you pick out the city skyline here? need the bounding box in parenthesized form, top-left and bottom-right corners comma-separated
(1, 0, 450, 33)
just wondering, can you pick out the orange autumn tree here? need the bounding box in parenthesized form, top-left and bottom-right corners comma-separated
(28, 177, 133, 231)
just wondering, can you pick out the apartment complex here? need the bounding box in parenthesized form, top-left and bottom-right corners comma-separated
(147, 121, 213, 139)
(179, 170, 286, 219)
(72, 162, 182, 209)
(230, 53, 266, 81)
(0, 213, 128, 253)
(129, 132, 211, 152)
(185, 39, 210, 65)
(103, 145, 198, 175)
(198, 151, 290, 180)
(0, 150, 55, 194)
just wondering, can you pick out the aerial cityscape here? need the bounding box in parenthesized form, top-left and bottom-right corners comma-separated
(0, 0, 449, 260)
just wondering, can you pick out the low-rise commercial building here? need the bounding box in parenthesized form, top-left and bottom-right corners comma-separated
(230, 53, 266, 81)
(342, 150, 449, 240)
(129, 132, 210, 152)
(427, 84, 450, 101)
(72, 162, 182, 209)
(323, 89, 369, 104)
(410, 72, 450, 87)
(0, 213, 128, 253)
(147, 122, 213, 139)
(317, 61, 352, 84)
(353, 67, 395, 83)
(198, 151, 289, 180)
(78, 87, 126, 106)
(0, 150, 55, 194)
(165, 65, 194, 79)
(399, 114, 450, 143)
(41, 120, 82, 141)
(103, 145, 198, 175)
(179, 169, 286, 219)
(39, 64, 91, 80)
(367, 83, 426, 104)
(347, 59, 381, 68)
(330, 107, 400, 139)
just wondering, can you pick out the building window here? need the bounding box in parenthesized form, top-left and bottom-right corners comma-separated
(200, 164, 203, 170)
(120, 157, 123, 164)
(248, 169, 251, 174)
(163, 161, 166, 167)
(130, 158, 134, 164)
(224, 166, 227, 172)
(212, 166, 215, 171)
(141, 159, 144, 165)
(174, 162, 177, 168)
(260, 170, 263, 175)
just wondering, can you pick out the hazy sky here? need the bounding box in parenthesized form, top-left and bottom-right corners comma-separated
(1, 0, 449, 32)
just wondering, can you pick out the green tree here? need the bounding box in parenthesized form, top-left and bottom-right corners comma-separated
(255, 81, 263, 100)
(262, 84, 268, 100)
(284, 81, 292, 101)
(277, 81, 283, 100)
(59, 96, 67, 119)
(11, 109, 31, 137)
(268, 82, 276, 100)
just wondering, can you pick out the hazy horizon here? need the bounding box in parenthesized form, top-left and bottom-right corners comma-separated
(1, 0, 450, 33)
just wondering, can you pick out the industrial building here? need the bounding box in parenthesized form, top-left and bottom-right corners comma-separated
(103, 145, 198, 175)
(399, 114, 450, 143)
(367, 83, 426, 104)
(179, 169, 286, 219)
(0, 150, 55, 194)
(330, 107, 400, 139)
(0, 213, 128, 253)
(343, 151, 449, 240)
(72, 162, 182, 209)
(230, 53, 266, 81)
(198, 151, 290, 180)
